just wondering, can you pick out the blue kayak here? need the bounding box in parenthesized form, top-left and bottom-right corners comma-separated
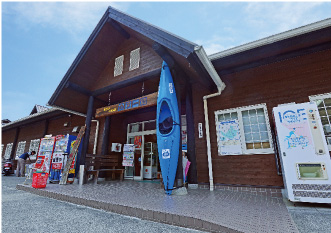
(157, 61, 180, 195)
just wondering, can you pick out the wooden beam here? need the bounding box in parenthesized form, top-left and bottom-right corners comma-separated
(153, 42, 190, 86)
(101, 116, 111, 154)
(187, 53, 215, 91)
(185, 82, 198, 184)
(152, 43, 175, 68)
(10, 127, 20, 160)
(43, 119, 49, 137)
(92, 69, 160, 97)
(80, 96, 94, 168)
(65, 82, 92, 96)
(108, 18, 130, 39)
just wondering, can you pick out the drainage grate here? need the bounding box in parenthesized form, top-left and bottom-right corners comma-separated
(292, 184, 331, 191)
(293, 191, 331, 198)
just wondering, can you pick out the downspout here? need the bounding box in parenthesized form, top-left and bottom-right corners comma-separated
(203, 89, 223, 191)
(194, 46, 226, 191)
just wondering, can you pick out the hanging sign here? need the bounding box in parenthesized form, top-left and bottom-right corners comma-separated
(96, 92, 158, 118)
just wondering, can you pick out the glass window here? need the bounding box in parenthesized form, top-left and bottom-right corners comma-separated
(15, 141, 26, 159)
(310, 93, 331, 150)
(29, 139, 40, 160)
(215, 103, 273, 155)
(4, 143, 13, 159)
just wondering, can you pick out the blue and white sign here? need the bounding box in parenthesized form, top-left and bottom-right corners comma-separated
(162, 149, 170, 159)
(218, 119, 242, 155)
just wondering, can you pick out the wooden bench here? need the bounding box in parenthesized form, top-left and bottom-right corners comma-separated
(85, 154, 125, 184)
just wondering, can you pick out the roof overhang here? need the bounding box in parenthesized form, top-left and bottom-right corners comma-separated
(210, 18, 331, 75)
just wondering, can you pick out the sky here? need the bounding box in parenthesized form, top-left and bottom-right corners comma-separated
(2, 1, 331, 122)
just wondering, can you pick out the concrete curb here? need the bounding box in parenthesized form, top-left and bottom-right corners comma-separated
(17, 184, 241, 233)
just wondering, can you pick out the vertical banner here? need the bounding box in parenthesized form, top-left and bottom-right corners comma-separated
(218, 119, 242, 155)
(122, 144, 135, 167)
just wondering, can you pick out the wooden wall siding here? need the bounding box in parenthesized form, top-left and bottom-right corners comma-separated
(202, 49, 331, 187)
(15, 121, 45, 157)
(1, 114, 88, 160)
(1, 128, 17, 158)
(70, 23, 125, 90)
(191, 82, 211, 184)
(92, 37, 163, 92)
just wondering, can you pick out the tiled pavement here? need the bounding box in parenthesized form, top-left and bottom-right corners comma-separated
(17, 180, 299, 233)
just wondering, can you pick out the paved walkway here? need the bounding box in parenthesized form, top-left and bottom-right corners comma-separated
(17, 179, 300, 233)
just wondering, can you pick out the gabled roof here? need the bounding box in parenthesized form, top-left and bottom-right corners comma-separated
(48, 6, 224, 113)
(30, 105, 49, 115)
(2, 108, 60, 130)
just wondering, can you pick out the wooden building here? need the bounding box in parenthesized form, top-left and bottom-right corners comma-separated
(1, 105, 98, 169)
(3, 7, 331, 190)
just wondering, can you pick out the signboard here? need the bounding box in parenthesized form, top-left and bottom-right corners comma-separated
(217, 119, 242, 155)
(198, 123, 203, 138)
(122, 144, 135, 167)
(96, 92, 158, 118)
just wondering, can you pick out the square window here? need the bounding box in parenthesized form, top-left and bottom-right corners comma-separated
(215, 103, 273, 155)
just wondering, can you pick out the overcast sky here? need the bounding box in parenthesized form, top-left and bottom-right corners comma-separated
(2, 2, 331, 122)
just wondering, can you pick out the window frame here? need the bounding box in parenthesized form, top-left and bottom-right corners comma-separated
(129, 48, 140, 71)
(309, 92, 331, 151)
(214, 103, 274, 155)
(4, 143, 13, 159)
(29, 139, 40, 160)
(114, 55, 124, 77)
(15, 141, 26, 159)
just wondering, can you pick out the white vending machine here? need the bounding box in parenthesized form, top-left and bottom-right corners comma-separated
(273, 102, 331, 203)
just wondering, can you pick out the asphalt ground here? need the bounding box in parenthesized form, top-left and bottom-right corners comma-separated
(282, 193, 331, 233)
(1, 176, 206, 233)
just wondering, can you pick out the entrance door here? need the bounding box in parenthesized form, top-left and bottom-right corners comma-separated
(125, 120, 157, 180)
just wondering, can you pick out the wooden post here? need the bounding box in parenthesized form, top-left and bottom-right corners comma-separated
(10, 127, 20, 160)
(173, 69, 183, 188)
(80, 96, 94, 166)
(43, 119, 49, 137)
(101, 116, 111, 155)
(186, 82, 198, 184)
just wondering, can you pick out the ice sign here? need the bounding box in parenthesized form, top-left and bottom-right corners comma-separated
(279, 109, 307, 124)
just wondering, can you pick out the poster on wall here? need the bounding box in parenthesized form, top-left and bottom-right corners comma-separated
(217, 119, 242, 155)
(134, 136, 142, 149)
(122, 144, 134, 166)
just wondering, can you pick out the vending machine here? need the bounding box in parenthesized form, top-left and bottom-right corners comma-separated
(34, 136, 56, 173)
(49, 134, 77, 183)
(273, 102, 331, 203)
